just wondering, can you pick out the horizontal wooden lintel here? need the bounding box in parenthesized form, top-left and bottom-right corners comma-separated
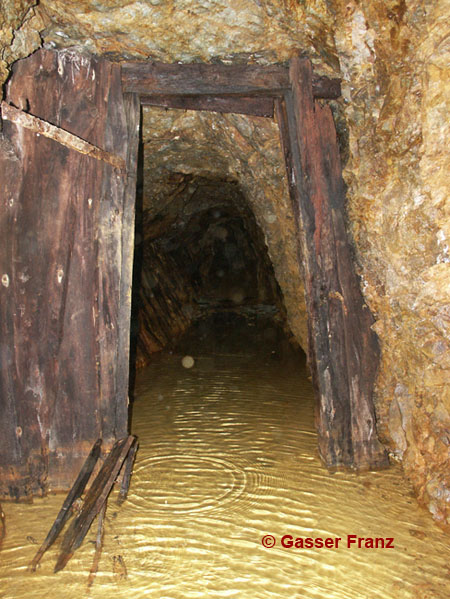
(121, 62, 341, 100)
(140, 94, 274, 117)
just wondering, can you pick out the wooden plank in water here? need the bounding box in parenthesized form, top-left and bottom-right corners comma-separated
(117, 438, 138, 506)
(29, 439, 102, 572)
(54, 435, 136, 573)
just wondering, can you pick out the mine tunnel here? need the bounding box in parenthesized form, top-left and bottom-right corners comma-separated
(1, 2, 449, 595)
(130, 172, 300, 373)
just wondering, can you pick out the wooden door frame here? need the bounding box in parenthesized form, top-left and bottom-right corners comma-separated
(0, 50, 141, 499)
(0, 50, 386, 502)
(120, 55, 388, 471)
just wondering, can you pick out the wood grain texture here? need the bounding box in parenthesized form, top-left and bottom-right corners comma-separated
(1, 102, 126, 172)
(114, 93, 141, 439)
(29, 439, 102, 571)
(0, 49, 135, 499)
(54, 435, 136, 573)
(121, 61, 341, 99)
(276, 57, 388, 470)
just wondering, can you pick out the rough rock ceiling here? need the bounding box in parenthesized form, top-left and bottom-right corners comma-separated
(36, 0, 338, 72)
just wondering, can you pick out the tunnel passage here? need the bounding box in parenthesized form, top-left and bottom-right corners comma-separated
(127, 87, 386, 473)
(0, 51, 388, 502)
(131, 173, 299, 370)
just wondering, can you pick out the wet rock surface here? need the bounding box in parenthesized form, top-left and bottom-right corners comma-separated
(0, 0, 449, 527)
(132, 173, 294, 368)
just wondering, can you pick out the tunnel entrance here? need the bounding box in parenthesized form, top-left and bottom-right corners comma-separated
(0, 50, 388, 500)
(122, 54, 388, 472)
(130, 173, 298, 372)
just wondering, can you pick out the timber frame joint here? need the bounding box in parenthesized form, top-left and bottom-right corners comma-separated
(120, 57, 341, 116)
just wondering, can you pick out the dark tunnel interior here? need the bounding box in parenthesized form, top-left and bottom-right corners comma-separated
(128, 143, 305, 393)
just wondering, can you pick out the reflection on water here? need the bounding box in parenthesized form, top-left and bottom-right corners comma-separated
(1, 315, 449, 599)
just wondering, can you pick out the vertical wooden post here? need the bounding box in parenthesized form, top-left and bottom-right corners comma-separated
(0, 49, 139, 498)
(276, 57, 388, 470)
(115, 93, 141, 438)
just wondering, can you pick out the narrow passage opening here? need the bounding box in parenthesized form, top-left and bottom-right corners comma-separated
(128, 160, 307, 387)
(114, 134, 449, 597)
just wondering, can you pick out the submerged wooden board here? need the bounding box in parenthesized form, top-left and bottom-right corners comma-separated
(276, 58, 388, 470)
(55, 435, 136, 573)
(0, 49, 138, 498)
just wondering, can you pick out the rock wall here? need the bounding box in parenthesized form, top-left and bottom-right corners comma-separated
(0, 0, 448, 527)
(333, 0, 450, 529)
(133, 243, 196, 367)
(0, 1, 43, 86)
(141, 106, 309, 351)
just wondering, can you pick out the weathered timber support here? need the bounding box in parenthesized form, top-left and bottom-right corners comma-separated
(121, 61, 341, 99)
(276, 57, 388, 470)
(0, 49, 140, 499)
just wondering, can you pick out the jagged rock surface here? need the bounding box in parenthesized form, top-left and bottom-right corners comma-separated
(0, 0, 448, 528)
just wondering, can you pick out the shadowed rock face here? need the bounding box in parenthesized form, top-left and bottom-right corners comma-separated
(139, 106, 309, 354)
(132, 175, 293, 368)
(1, 0, 449, 528)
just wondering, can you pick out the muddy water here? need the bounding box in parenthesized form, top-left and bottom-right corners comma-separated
(1, 317, 449, 599)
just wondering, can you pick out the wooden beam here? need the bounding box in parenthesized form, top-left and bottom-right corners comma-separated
(1, 102, 126, 173)
(276, 57, 387, 471)
(115, 93, 141, 440)
(29, 439, 102, 572)
(121, 62, 341, 100)
(140, 94, 274, 117)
